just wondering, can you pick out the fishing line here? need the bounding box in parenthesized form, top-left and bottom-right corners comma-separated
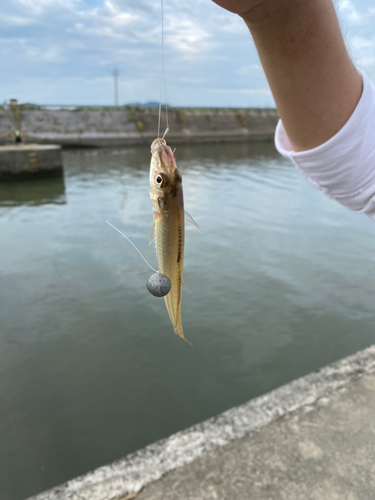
(106, 221, 158, 273)
(158, 0, 169, 138)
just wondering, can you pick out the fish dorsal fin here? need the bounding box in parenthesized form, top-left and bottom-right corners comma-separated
(149, 221, 156, 246)
(184, 210, 200, 231)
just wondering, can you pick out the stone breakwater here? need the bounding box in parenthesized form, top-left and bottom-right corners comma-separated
(0, 108, 279, 147)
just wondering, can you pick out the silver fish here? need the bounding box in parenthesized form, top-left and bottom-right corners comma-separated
(149, 137, 198, 341)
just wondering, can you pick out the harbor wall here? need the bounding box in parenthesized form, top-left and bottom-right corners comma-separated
(0, 108, 279, 147)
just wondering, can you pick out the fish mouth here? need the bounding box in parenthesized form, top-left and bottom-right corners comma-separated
(150, 138, 176, 172)
(151, 138, 167, 154)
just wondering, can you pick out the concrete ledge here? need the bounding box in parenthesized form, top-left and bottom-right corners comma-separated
(0, 144, 63, 181)
(27, 345, 375, 500)
(23, 133, 146, 148)
(22, 130, 275, 148)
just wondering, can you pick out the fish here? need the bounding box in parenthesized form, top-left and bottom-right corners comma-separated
(149, 137, 199, 342)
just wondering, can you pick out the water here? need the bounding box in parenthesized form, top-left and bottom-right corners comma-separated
(1, 142, 374, 500)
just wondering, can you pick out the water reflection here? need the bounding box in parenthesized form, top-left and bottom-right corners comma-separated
(64, 141, 280, 177)
(0, 176, 66, 207)
(175, 140, 280, 165)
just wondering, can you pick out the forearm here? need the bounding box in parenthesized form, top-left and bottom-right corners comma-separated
(237, 0, 363, 151)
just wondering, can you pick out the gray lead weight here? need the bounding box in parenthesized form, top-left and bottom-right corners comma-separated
(146, 273, 171, 297)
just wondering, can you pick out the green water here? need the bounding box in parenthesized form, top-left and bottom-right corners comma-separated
(1, 142, 374, 500)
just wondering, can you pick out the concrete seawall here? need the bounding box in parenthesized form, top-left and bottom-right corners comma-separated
(0, 108, 279, 147)
(27, 345, 375, 500)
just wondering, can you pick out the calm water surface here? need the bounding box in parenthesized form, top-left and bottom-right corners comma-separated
(1, 142, 374, 500)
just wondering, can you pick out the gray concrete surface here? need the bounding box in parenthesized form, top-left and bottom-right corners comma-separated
(0, 144, 63, 180)
(27, 345, 375, 500)
(137, 372, 375, 500)
(0, 108, 279, 147)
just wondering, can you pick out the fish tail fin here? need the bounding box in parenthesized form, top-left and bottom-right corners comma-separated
(174, 324, 192, 346)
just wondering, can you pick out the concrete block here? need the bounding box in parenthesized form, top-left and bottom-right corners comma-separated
(0, 144, 63, 181)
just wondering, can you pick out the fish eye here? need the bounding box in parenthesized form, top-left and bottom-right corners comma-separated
(156, 174, 165, 187)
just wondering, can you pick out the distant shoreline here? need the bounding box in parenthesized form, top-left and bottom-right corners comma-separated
(0, 107, 279, 148)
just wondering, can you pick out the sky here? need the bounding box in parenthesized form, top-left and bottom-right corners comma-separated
(0, 0, 375, 107)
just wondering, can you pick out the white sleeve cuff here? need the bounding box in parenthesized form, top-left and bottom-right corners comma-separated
(274, 69, 375, 220)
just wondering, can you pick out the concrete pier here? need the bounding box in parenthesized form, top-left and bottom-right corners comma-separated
(27, 345, 375, 500)
(0, 144, 63, 181)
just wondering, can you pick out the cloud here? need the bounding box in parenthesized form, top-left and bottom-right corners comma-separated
(237, 89, 272, 95)
(166, 18, 210, 55)
(236, 65, 263, 77)
(338, 0, 364, 24)
(336, 0, 375, 78)
(0, 0, 374, 106)
(0, 14, 35, 26)
(351, 36, 375, 78)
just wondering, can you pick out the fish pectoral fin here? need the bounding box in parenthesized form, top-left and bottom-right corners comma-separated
(184, 210, 200, 232)
(149, 221, 156, 246)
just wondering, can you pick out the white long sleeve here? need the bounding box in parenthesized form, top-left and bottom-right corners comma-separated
(275, 69, 375, 221)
